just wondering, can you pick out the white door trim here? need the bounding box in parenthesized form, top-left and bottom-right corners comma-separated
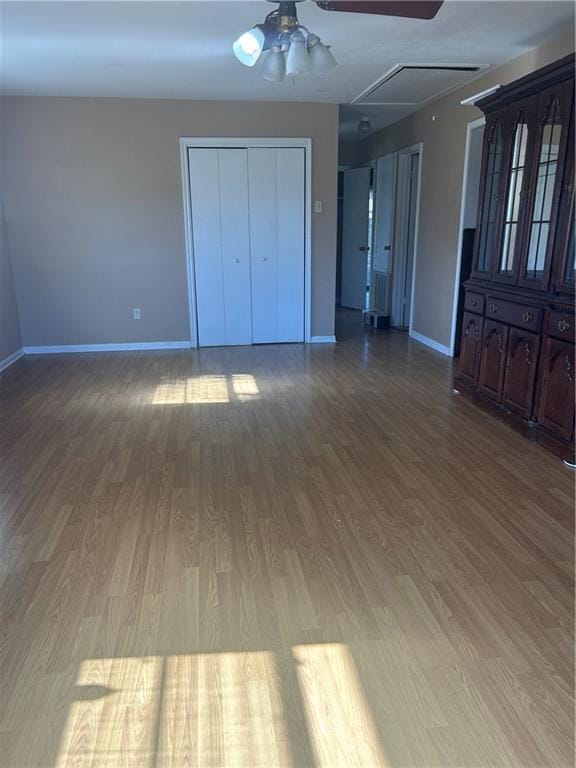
(449, 117, 485, 356)
(180, 137, 313, 347)
(393, 142, 422, 333)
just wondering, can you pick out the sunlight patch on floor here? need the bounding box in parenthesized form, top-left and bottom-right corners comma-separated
(152, 374, 260, 405)
(293, 643, 390, 768)
(56, 656, 162, 767)
(56, 652, 291, 767)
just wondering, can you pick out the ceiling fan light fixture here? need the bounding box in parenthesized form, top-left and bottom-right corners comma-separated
(232, 24, 267, 67)
(306, 33, 337, 75)
(285, 29, 311, 76)
(262, 46, 287, 82)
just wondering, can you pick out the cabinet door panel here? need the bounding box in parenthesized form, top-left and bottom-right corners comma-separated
(479, 320, 509, 401)
(502, 328, 540, 417)
(551, 112, 575, 295)
(537, 337, 575, 441)
(472, 114, 507, 279)
(458, 311, 483, 384)
(519, 82, 574, 291)
(493, 97, 538, 284)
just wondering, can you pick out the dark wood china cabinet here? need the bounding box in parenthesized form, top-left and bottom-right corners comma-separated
(455, 54, 575, 461)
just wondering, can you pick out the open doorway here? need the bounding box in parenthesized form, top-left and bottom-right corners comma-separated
(450, 117, 485, 355)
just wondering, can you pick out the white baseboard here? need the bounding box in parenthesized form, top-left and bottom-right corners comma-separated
(409, 330, 452, 357)
(0, 347, 24, 373)
(23, 341, 191, 354)
(310, 335, 337, 344)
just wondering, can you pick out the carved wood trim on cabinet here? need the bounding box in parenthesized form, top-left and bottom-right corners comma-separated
(478, 321, 509, 402)
(502, 328, 540, 418)
(537, 337, 575, 442)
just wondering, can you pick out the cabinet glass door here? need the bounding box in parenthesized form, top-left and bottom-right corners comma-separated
(563, 215, 575, 287)
(552, 113, 575, 295)
(473, 119, 504, 277)
(497, 112, 530, 279)
(521, 84, 573, 289)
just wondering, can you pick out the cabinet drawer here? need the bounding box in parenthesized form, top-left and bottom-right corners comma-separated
(548, 311, 574, 343)
(464, 291, 484, 314)
(485, 297, 542, 332)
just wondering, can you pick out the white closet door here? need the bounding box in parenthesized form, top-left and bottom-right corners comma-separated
(218, 149, 252, 346)
(277, 148, 305, 342)
(248, 148, 305, 344)
(248, 149, 279, 344)
(188, 148, 252, 347)
(188, 148, 225, 346)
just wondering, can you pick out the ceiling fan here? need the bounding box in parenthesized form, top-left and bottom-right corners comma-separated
(233, 1, 443, 82)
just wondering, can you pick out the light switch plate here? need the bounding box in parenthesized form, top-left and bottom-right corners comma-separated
(132, 308, 141, 320)
(314, 201, 323, 214)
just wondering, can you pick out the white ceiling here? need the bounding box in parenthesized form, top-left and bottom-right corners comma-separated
(1, 0, 574, 140)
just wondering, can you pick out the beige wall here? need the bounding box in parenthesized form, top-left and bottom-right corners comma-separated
(2, 98, 338, 346)
(359, 27, 575, 350)
(0, 192, 22, 361)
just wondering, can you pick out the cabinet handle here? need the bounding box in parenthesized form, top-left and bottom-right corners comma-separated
(470, 298, 478, 307)
(488, 303, 498, 313)
(521, 311, 534, 324)
(557, 319, 570, 333)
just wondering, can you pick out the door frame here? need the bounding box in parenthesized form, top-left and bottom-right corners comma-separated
(449, 116, 486, 356)
(180, 137, 313, 347)
(393, 142, 423, 331)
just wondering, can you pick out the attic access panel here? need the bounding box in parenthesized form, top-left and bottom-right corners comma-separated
(353, 64, 484, 105)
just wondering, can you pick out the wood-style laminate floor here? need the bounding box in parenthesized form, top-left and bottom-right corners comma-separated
(0, 310, 574, 767)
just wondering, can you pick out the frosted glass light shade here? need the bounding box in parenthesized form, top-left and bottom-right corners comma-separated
(262, 48, 286, 82)
(286, 31, 311, 76)
(233, 26, 266, 67)
(307, 34, 337, 76)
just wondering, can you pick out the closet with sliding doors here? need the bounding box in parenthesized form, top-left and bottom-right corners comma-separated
(455, 54, 575, 461)
(187, 145, 306, 348)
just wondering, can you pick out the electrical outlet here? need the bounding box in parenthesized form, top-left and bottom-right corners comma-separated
(132, 308, 141, 320)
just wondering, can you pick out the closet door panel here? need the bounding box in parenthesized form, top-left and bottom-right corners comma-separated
(276, 148, 305, 342)
(248, 149, 279, 344)
(218, 149, 252, 346)
(188, 148, 225, 347)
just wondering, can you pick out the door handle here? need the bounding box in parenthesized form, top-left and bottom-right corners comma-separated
(358, 246, 369, 252)
(263, 257, 268, 262)
(234, 258, 240, 263)
(384, 245, 391, 251)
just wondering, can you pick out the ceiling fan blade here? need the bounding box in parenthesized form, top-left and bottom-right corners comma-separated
(315, 1, 443, 20)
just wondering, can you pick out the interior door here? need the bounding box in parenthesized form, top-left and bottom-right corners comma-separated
(372, 153, 397, 313)
(248, 147, 305, 344)
(188, 148, 252, 347)
(341, 166, 371, 310)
